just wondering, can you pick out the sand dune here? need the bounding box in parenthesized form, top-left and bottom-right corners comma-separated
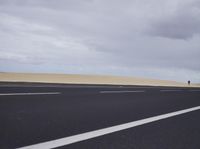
(0, 72, 199, 87)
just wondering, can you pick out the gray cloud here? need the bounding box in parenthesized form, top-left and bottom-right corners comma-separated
(148, 0, 200, 39)
(0, 0, 200, 82)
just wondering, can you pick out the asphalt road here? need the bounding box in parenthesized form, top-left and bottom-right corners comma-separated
(0, 82, 200, 149)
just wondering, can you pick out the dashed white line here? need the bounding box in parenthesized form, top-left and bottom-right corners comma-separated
(18, 106, 200, 149)
(160, 90, 182, 92)
(189, 90, 200, 92)
(0, 92, 61, 96)
(99, 90, 145, 93)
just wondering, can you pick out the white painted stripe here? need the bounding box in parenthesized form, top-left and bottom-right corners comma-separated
(189, 90, 200, 92)
(0, 92, 61, 96)
(160, 89, 182, 92)
(0, 85, 102, 88)
(0, 85, 156, 88)
(18, 106, 200, 149)
(100, 90, 145, 93)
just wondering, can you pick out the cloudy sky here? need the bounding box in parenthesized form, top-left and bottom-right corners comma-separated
(0, 0, 200, 83)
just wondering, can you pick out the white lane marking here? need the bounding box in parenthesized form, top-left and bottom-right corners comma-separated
(0, 85, 102, 88)
(160, 89, 182, 92)
(0, 85, 156, 88)
(0, 92, 61, 96)
(18, 106, 200, 149)
(100, 90, 145, 93)
(189, 90, 200, 92)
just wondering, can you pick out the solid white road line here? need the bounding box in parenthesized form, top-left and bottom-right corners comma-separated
(0, 92, 61, 96)
(18, 106, 200, 149)
(0, 85, 156, 88)
(0, 85, 100, 88)
(160, 89, 182, 92)
(100, 90, 145, 93)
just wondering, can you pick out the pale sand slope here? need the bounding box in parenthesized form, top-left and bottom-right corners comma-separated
(0, 72, 199, 87)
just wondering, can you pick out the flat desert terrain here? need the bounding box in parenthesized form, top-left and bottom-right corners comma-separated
(0, 72, 199, 87)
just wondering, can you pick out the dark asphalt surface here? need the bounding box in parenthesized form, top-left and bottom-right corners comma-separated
(0, 82, 200, 149)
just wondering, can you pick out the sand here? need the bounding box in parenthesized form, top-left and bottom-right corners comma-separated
(0, 72, 199, 87)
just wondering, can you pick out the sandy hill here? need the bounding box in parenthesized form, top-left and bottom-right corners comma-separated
(0, 72, 199, 87)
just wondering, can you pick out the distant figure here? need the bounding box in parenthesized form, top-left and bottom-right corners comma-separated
(188, 80, 190, 85)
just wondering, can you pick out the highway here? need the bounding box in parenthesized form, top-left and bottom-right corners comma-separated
(0, 82, 200, 149)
